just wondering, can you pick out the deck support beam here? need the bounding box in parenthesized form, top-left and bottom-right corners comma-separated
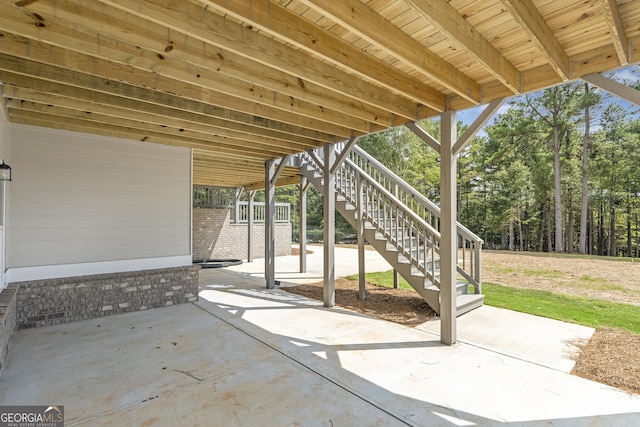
(583, 73, 640, 107)
(356, 173, 366, 300)
(408, 101, 503, 344)
(331, 136, 360, 175)
(299, 176, 308, 273)
(234, 187, 243, 227)
(453, 99, 505, 155)
(247, 190, 255, 262)
(439, 110, 458, 345)
(265, 159, 276, 289)
(323, 144, 336, 307)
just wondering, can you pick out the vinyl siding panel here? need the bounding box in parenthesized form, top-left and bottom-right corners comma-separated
(0, 107, 8, 161)
(0, 108, 8, 289)
(7, 125, 191, 268)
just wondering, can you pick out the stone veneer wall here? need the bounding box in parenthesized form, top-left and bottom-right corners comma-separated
(0, 284, 18, 375)
(14, 265, 200, 328)
(193, 208, 291, 260)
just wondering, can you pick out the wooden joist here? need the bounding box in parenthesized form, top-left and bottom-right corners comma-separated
(0, 0, 637, 188)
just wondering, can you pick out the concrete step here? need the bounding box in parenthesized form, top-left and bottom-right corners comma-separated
(456, 293, 485, 316)
(425, 280, 469, 296)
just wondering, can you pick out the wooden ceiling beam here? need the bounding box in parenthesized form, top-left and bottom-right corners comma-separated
(500, 0, 570, 80)
(201, 0, 452, 107)
(449, 33, 640, 111)
(0, 7, 367, 135)
(193, 156, 275, 170)
(0, 76, 327, 147)
(294, 0, 480, 102)
(192, 161, 266, 173)
(4, 86, 315, 151)
(192, 159, 271, 173)
(243, 174, 302, 192)
(7, 107, 287, 158)
(193, 160, 301, 181)
(14, 0, 405, 127)
(6, 100, 297, 157)
(94, 0, 435, 119)
(600, 0, 629, 66)
(402, 0, 520, 93)
(8, 114, 264, 165)
(191, 167, 273, 176)
(0, 50, 343, 143)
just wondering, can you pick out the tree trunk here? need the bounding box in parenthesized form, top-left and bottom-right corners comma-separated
(538, 203, 545, 252)
(518, 218, 524, 252)
(553, 125, 564, 252)
(587, 209, 594, 255)
(567, 208, 574, 253)
(627, 193, 632, 257)
(524, 201, 530, 251)
(598, 202, 604, 256)
(509, 219, 515, 251)
(579, 83, 590, 253)
(501, 227, 507, 250)
(635, 213, 640, 258)
(547, 206, 553, 252)
(609, 202, 617, 257)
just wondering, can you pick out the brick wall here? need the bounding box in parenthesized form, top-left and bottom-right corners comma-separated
(193, 208, 291, 260)
(0, 284, 18, 376)
(14, 265, 200, 328)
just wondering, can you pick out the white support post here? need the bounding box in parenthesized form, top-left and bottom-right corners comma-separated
(273, 155, 291, 183)
(473, 241, 482, 294)
(323, 143, 336, 307)
(393, 182, 399, 289)
(440, 110, 458, 345)
(265, 159, 276, 289)
(356, 173, 366, 300)
(247, 190, 255, 262)
(299, 176, 308, 273)
(234, 187, 242, 224)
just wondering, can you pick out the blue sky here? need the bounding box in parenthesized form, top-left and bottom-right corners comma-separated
(453, 65, 640, 136)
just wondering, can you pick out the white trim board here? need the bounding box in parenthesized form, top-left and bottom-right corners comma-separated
(6, 255, 193, 283)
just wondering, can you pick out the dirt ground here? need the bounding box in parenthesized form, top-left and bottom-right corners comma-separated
(482, 250, 640, 306)
(283, 248, 640, 395)
(286, 278, 437, 327)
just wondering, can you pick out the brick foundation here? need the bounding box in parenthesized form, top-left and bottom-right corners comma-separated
(193, 208, 291, 260)
(0, 284, 18, 376)
(14, 265, 200, 328)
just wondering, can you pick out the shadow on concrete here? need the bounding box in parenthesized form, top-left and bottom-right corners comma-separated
(195, 273, 640, 426)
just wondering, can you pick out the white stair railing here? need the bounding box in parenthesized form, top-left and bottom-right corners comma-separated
(346, 145, 482, 291)
(300, 143, 482, 292)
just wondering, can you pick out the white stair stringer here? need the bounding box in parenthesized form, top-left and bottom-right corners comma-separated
(298, 155, 484, 316)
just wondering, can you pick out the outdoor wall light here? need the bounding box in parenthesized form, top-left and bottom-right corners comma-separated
(0, 161, 11, 181)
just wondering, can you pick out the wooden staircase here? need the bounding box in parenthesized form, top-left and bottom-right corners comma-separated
(297, 145, 484, 316)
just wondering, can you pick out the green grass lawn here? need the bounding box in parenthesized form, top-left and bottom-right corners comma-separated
(348, 270, 640, 334)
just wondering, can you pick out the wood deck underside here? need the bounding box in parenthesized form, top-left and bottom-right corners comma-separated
(0, 0, 638, 188)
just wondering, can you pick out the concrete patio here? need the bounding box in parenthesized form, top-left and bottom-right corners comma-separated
(1, 247, 639, 426)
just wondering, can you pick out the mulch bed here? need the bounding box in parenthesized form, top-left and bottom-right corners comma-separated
(283, 278, 437, 327)
(572, 328, 640, 395)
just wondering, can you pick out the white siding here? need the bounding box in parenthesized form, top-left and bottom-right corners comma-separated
(7, 125, 192, 277)
(0, 107, 9, 161)
(0, 108, 8, 289)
